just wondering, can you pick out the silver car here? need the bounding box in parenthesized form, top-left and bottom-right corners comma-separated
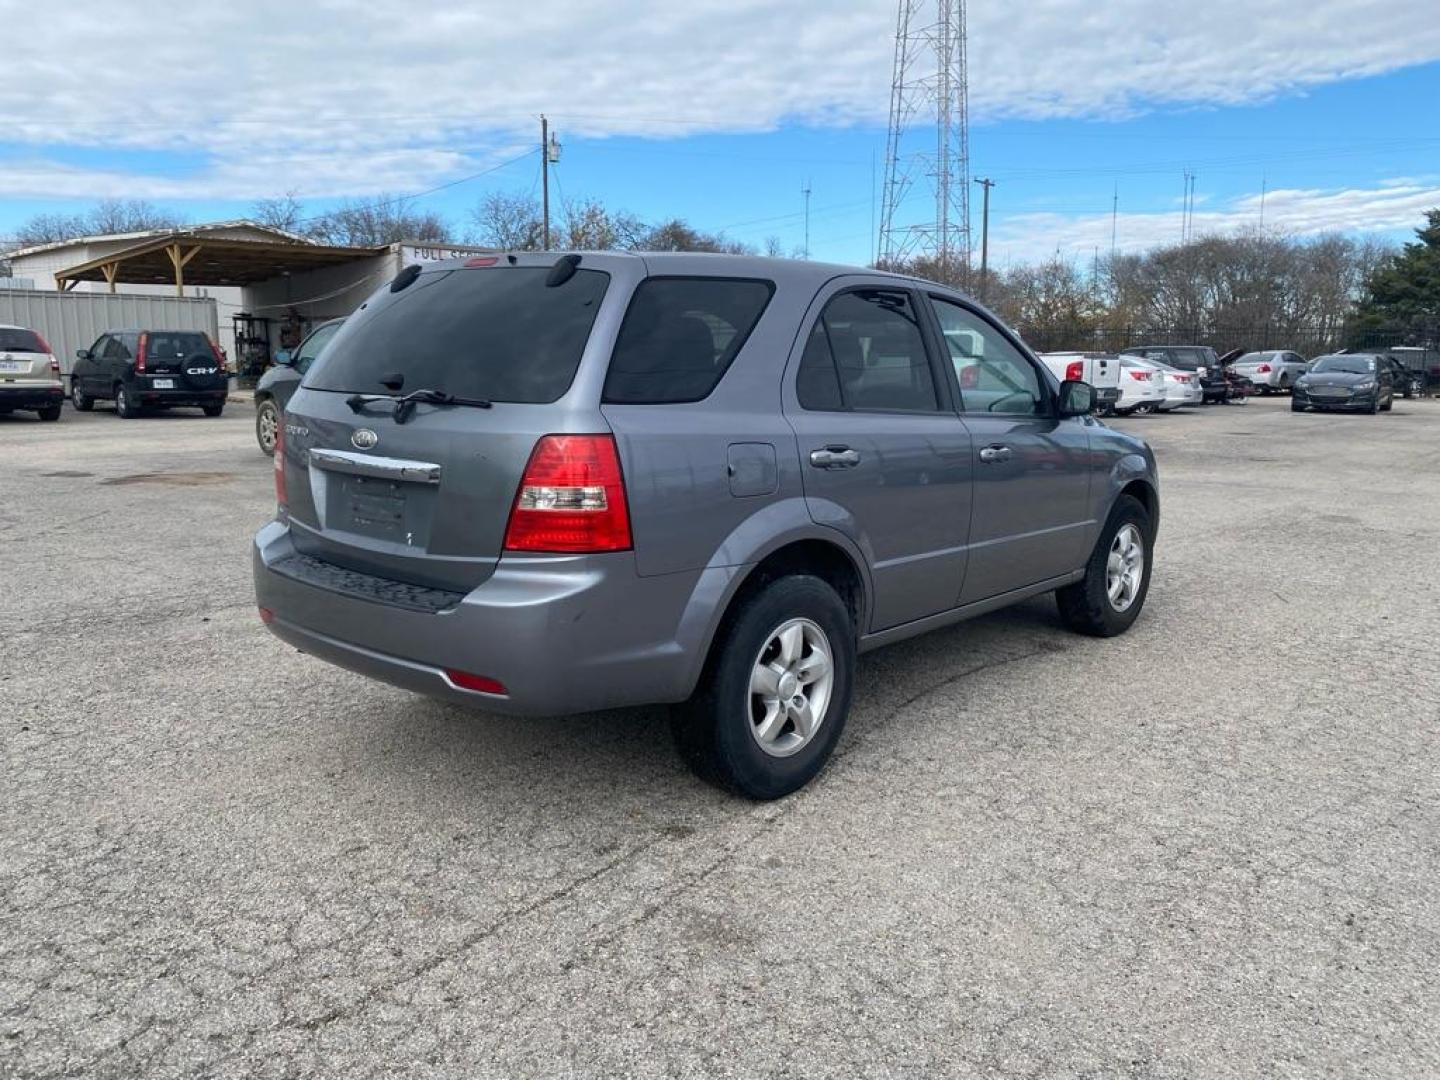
(1231, 350, 1308, 393)
(254, 253, 1159, 798)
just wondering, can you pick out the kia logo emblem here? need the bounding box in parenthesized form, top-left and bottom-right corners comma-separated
(352, 428, 379, 450)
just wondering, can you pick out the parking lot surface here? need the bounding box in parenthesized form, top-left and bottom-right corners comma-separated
(3, 398, 1439, 1078)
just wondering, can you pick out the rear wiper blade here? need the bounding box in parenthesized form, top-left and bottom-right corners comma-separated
(346, 388, 493, 424)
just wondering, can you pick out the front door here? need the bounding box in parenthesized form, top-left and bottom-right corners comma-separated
(926, 296, 1093, 604)
(784, 285, 972, 632)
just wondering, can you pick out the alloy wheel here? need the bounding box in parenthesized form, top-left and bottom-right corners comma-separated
(1106, 524, 1145, 613)
(748, 618, 835, 758)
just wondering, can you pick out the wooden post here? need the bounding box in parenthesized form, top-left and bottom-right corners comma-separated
(166, 243, 201, 296)
(102, 263, 119, 293)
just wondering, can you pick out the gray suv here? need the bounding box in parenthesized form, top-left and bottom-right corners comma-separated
(254, 253, 1159, 798)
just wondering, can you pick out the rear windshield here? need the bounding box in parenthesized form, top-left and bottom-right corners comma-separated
(146, 332, 212, 360)
(306, 266, 609, 402)
(0, 328, 46, 353)
(603, 277, 774, 403)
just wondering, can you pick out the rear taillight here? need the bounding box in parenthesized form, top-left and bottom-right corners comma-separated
(504, 434, 632, 553)
(274, 423, 288, 508)
(49, 356, 61, 374)
(1256, 363, 1271, 373)
(136, 332, 148, 374)
(208, 336, 226, 372)
(1128, 370, 1151, 381)
(258, 607, 275, 625)
(1065, 360, 1084, 382)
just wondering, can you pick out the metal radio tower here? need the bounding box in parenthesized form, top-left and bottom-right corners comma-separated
(878, 0, 971, 280)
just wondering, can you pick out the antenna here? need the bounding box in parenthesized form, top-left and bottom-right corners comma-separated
(878, 0, 971, 282)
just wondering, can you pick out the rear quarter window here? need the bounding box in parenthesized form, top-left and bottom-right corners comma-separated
(603, 277, 774, 404)
(307, 266, 609, 403)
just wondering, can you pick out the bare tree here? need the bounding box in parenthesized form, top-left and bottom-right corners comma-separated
(305, 196, 451, 247)
(11, 199, 183, 248)
(468, 192, 543, 250)
(251, 192, 305, 233)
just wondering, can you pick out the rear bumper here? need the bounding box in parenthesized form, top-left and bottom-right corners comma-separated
(253, 521, 738, 716)
(0, 383, 64, 409)
(136, 387, 227, 407)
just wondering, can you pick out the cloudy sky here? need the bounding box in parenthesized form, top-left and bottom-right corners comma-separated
(2, 0, 1439, 265)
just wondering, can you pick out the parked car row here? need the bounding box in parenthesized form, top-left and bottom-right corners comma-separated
(0, 323, 232, 422)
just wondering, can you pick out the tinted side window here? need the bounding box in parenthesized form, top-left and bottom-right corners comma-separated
(104, 337, 130, 361)
(800, 290, 937, 413)
(796, 321, 844, 411)
(295, 323, 341, 375)
(604, 278, 773, 404)
(931, 297, 1043, 416)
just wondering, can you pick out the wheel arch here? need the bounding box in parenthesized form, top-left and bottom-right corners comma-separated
(678, 527, 871, 702)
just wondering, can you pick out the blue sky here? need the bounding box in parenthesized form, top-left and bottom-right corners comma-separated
(3, 0, 1439, 267)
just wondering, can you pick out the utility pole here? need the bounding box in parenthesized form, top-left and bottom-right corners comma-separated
(541, 115, 550, 250)
(973, 176, 993, 300)
(1110, 182, 1118, 259)
(801, 179, 812, 259)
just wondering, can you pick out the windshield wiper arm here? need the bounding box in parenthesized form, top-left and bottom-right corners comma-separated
(345, 388, 493, 424)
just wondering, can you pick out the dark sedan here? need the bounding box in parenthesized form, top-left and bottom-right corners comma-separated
(1292, 354, 1393, 413)
(254, 318, 344, 455)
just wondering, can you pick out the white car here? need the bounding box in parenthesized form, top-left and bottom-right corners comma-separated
(1115, 356, 1169, 414)
(1147, 360, 1204, 409)
(1038, 352, 1123, 415)
(0, 323, 65, 422)
(1230, 350, 1308, 393)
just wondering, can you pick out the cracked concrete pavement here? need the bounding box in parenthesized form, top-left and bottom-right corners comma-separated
(2, 397, 1438, 1077)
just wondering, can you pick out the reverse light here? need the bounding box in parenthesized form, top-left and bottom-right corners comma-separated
(444, 670, 508, 695)
(1064, 360, 1084, 382)
(504, 434, 632, 553)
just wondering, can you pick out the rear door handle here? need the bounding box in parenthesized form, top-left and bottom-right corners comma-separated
(809, 446, 861, 469)
(978, 444, 1012, 464)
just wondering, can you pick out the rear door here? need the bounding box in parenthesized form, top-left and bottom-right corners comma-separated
(77, 335, 108, 395)
(784, 284, 971, 631)
(144, 331, 224, 394)
(278, 259, 619, 593)
(0, 327, 54, 386)
(926, 295, 1092, 604)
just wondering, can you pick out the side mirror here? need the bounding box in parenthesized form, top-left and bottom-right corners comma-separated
(272, 350, 293, 367)
(1058, 379, 1095, 418)
(76, 348, 90, 360)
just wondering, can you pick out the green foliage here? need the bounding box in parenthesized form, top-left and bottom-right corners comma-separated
(1353, 210, 1440, 344)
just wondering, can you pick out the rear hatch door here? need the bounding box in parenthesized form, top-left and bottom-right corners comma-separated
(0, 327, 56, 385)
(142, 331, 225, 392)
(280, 258, 620, 593)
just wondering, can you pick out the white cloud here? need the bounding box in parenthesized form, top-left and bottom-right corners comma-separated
(0, 0, 1438, 203)
(990, 180, 1440, 263)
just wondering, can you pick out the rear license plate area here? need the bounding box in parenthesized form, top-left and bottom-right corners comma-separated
(332, 475, 434, 547)
(152, 378, 175, 389)
(0, 360, 26, 373)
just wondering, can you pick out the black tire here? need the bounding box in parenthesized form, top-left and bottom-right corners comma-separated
(255, 399, 279, 455)
(71, 382, 94, 411)
(670, 575, 855, 800)
(1369, 396, 1381, 415)
(38, 405, 62, 422)
(115, 383, 140, 419)
(1291, 399, 1305, 412)
(1380, 392, 1393, 412)
(1056, 494, 1154, 638)
(203, 403, 225, 418)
